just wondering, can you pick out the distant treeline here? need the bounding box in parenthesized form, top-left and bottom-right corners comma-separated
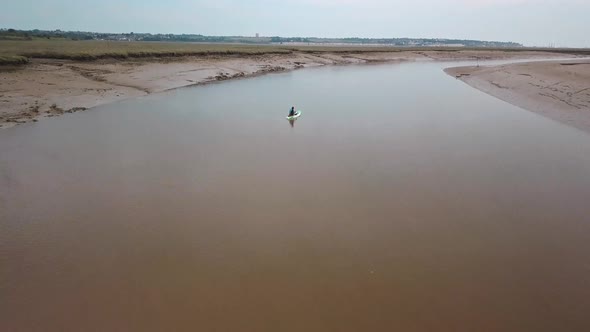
(0, 28, 96, 41)
(270, 36, 522, 47)
(0, 28, 522, 47)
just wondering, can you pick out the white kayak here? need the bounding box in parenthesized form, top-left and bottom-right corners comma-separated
(286, 111, 301, 120)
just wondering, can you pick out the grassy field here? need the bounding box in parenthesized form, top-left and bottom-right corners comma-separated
(0, 40, 293, 63)
(0, 40, 417, 64)
(1, 39, 590, 65)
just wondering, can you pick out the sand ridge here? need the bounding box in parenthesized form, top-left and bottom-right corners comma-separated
(446, 59, 590, 133)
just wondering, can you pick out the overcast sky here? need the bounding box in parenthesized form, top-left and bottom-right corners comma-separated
(2, 0, 589, 47)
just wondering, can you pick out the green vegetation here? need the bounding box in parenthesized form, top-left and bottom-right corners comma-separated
(270, 36, 522, 48)
(0, 55, 30, 65)
(0, 40, 292, 63)
(0, 40, 418, 64)
(0, 28, 523, 47)
(0, 39, 431, 64)
(1, 38, 589, 66)
(543, 49, 590, 56)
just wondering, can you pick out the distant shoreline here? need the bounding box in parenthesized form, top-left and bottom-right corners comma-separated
(0, 47, 580, 129)
(2, 38, 589, 66)
(0, 28, 524, 48)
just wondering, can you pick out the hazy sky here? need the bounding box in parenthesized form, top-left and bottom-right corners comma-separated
(2, 0, 589, 47)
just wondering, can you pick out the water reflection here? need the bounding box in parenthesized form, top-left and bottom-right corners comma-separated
(286, 109, 301, 128)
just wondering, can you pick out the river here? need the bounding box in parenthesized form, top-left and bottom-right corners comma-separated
(2, 61, 590, 331)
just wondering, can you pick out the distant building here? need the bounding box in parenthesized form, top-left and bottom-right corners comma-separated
(256, 33, 259, 38)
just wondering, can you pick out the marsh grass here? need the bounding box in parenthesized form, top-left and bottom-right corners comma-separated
(1, 39, 589, 65)
(0, 40, 292, 63)
(0, 55, 30, 65)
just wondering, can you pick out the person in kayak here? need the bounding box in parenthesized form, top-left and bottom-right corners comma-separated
(288, 106, 296, 117)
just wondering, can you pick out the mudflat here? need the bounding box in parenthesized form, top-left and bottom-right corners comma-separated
(446, 60, 590, 133)
(0, 50, 567, 128)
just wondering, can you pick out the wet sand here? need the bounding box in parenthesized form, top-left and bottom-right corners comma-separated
(446, 60, 590, 133)
(0, 50, 568, 128)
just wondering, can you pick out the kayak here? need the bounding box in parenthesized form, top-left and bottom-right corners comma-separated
(286, 111, 302, 120)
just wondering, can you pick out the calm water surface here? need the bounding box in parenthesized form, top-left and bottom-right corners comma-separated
(2, 61, 590, 332)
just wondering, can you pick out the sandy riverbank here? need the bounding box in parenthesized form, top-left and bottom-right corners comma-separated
(0, 50, 573, 129)
(446, 59, 590, 133)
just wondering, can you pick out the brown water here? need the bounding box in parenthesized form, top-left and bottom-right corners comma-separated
(2, 62, 590, 332)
